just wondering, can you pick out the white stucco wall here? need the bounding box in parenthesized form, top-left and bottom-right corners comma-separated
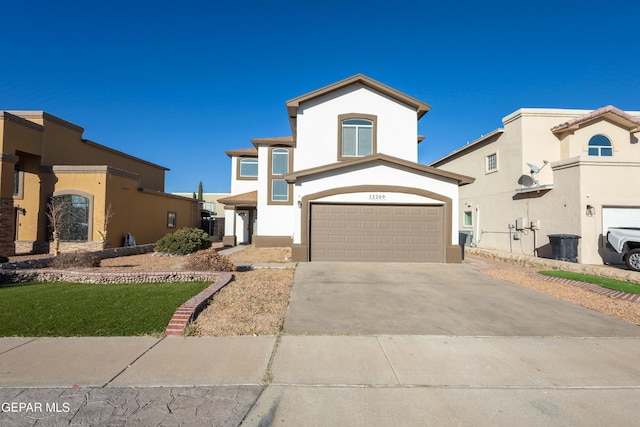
(268, 162, 461, 245)
(229, 156, 259, 195)
(294, 83, 419, 171)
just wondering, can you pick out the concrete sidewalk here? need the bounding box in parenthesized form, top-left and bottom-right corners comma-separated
(2, 335, 640, 425)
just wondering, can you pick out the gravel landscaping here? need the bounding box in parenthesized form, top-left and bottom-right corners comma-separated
(472, 256, 640, 326)
(5, 246, 638, 335)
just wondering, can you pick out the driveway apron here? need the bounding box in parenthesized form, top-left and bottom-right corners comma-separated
(283, 262, 640, 337)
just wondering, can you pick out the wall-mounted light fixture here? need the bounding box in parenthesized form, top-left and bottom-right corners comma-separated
(586, 204, 595, 217)
(297, 200, 302, 208)
(17, 207, 26, 215)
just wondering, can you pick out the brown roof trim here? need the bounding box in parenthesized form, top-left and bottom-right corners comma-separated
(250, 136, 295, 147)
(82, 139, 169, 171)
(6, 111, 84, 133)
(417, 135, 425, 144)
(429, 128, 505, 167)
(284, 153, 474, 186)
(285, 74, 431, 139)
(551, 105, 640, 134)
(218, 190, 257, 206)
(225, 147, 258, 158)
(0, 111, 44, 131)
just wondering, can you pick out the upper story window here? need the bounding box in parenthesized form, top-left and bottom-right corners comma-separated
(588, 134, 613, 157)
(338, 113, 377, 160)
(268, 147, 293, 205)
(272, 148, 289, 174)
(238, 158, 258, 178)
(485, 152, 498, 174)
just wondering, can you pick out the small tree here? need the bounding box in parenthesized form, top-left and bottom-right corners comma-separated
(197, 181, 204, 201)
(97, 203, 114, 247)
(46, 197, 69, 256)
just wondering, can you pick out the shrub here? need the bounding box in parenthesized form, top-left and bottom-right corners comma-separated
(185, 247, 236, 272)
(155, 227, 212, 256)
(50, 251, 101, 269)
(0, 256, 8, 264)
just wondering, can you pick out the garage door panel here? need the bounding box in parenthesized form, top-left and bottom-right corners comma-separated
(311, 204, 444, 262)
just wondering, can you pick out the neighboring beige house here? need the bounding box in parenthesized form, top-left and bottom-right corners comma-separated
(431, 105, 640, 266)
(1, 111, 199, 257)
(220, 74, 474, 263)
(172, 192, 229, 241)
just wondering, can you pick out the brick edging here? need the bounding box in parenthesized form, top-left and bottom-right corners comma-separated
(164, 272, 234, 336)
(531, 272, 640, 302)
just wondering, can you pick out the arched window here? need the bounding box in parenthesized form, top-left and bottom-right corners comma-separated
(588, 135, 612, 157)
(271, 148, 289, 175)
(342, 118, 373, 157)
(268, 147, 292, 205)
(338, 114, 377, 160)
(50, 194, 90, 241)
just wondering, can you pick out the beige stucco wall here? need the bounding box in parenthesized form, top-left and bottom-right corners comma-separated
(435, 108, 640, 267)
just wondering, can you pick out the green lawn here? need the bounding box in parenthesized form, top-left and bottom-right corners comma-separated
(538, 271, 640, 295)
(0, 281, 211, 337)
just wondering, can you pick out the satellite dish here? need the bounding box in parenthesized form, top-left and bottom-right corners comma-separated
(525, 160, 549, 186)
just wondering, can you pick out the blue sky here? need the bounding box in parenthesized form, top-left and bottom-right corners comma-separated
(2, 0, 639, 193)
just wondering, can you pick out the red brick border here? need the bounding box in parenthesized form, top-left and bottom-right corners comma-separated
(164, 272, 234, 336)
(531, 272, 640, 302)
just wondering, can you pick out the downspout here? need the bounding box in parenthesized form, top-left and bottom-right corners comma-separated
(474, 205, 480, 247)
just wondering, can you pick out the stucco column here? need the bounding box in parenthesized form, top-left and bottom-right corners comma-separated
(0, 153, 19, 257)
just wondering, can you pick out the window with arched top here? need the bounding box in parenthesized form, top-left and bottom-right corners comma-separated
(50, 193, 90, 241)
(338, 114, 377, 160)
(588, 135, 613, 157)
(268, 147, 293, 205)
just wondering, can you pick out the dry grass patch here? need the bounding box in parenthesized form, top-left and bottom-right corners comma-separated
(191, 268, 295, 336)
(228, 247, 292, 264)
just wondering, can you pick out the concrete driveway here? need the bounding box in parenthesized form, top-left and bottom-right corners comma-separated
(284, 262, 640, 337)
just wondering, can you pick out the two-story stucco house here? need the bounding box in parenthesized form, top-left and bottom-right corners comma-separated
(0, 111, 199, 257)
(431, 105, 640, 266)
(220, 74, 474, 263)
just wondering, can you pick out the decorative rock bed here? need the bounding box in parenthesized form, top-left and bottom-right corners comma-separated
(466, 247, 640, 284)
(0, 269, 229, 285)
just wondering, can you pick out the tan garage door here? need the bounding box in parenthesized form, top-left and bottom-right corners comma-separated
(310, 204, 444, 262)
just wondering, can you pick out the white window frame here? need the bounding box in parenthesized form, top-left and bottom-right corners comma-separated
(588, 134, 613, 157)
(239, 158, 258, 178)
(485, 151, 498, 174)
(463, 210, 473, 227)
(342, 119, 373, 157)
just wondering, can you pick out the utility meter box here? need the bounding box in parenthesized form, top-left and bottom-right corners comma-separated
(530, 219, 541, 230)
(515, 217, 526, 230)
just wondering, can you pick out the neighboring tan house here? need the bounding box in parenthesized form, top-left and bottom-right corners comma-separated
(220, 74, 474, 263)
(0, 111, 199, 257)
(431, 105, 640, 266)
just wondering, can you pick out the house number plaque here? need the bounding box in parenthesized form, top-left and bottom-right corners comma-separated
(368, 194, 387, 200)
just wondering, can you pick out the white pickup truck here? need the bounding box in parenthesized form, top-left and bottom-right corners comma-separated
(607, 227, 640, 271)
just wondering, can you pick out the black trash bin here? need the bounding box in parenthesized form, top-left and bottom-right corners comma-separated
(548, 234, 581, 263)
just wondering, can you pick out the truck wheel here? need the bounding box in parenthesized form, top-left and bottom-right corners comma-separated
(625, 249, 640, 272)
